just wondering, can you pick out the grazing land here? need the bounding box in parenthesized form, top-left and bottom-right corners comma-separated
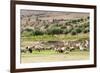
(20, 10, 90, 63)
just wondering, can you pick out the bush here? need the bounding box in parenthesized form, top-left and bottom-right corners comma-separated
(63, 29, 69, 34)
(47, 27, 63, 35)
(83, 28, 89, 33)
(80, 18, 84, 22)
(83, 22, 89, 28)
(61, 26, 66, 29)
(87, 16, 90, 19)
(71, 30, 77, 35)
(25, 28, 33, 32)
(34, 29, 44, 35)
(68, 27, 73, 33)
(75, 28, 82, 33)
(65, 22, 71, 25)
(21, 31, 33, 37)
(71, 20, 77, 24)
(22, 28, 34, 36)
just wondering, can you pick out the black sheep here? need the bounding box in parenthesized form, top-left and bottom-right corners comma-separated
(28, 48, 32, 53)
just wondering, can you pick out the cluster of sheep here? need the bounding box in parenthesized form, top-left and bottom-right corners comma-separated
(21, 40, 89, 54)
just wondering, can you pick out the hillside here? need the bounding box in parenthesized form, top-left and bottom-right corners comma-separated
(20, 10, 90, 36)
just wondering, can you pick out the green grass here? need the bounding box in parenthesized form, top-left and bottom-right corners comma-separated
(21, 51, 89, 63)
(21, 33, 89, 42)
(22, 50, 63, 57)
(32, 50, 57, 55)
(21, 50, 89, 56)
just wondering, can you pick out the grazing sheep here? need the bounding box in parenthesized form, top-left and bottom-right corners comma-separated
(25, 46, 33, 53)
(79, 44, 88, 51)
(79, 41, 89, 51)
(55, 47, 66, 53)
(28, 47, 33, 53)
(69, 47, 75, 51)
(64, 50, 70, 54)
(84, 40, 89, 49)
(79, 45, 84, 51)
(34, 45, 43, 52)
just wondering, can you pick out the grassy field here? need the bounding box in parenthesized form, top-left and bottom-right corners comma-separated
(21, 50, 89, 63)
(21, 33, 89, 42)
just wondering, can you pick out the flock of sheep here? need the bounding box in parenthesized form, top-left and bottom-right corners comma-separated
(21, 40, 89, 54)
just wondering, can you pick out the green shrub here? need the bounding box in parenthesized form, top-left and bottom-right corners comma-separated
(71, 20, 77, 24)
(34, 30, 44, 35)
(61, 26, 66, 29)
(65, 21, 71, 25)
(83, 22, 89, 28)
(87, 16, 90, 19)
(71, 30, 77, 35)
(63, 29, 69, 34)
(80, 18, 84, 22)
(25, 28, 33, 32)
(83, 28, 89, 33)
(68, 27, 73, 33)
(47, 27, 63, 35)
(75, 28, 82, 33)
(22, 28, 34, 36)
(21, 31, 33, 37)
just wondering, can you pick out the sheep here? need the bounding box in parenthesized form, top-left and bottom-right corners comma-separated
(28, 47, 33, 53)
(79, 44, 88, 51)
(24, 46, 33, 53)
(78, 40, 89, 51)
(55, 46, 66, 53)
(64, 50, 70, 54)
(69, 47, 75, 52)
(34, 45, 43, 52)
(21, 46, 32, 53)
